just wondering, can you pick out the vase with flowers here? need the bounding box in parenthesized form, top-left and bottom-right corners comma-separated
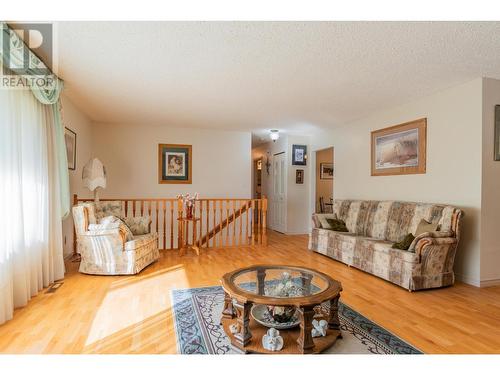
(177, 193, 199, 219)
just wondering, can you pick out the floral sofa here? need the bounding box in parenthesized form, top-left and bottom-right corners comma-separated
(308, 200, 463, 291)
(72, 201, 160, 275)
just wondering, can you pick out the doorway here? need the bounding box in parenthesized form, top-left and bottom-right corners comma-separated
(315, 147, 334, 213)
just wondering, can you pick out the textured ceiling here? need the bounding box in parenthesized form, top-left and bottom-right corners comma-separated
(55, 21, 500, 142)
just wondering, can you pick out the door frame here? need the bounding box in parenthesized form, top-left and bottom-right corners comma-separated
(270, 151, 287, 233)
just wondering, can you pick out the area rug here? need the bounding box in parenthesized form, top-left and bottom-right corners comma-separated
(171, 286, 421, 354)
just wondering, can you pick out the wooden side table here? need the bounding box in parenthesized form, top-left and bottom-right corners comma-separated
(177, 217, 201, 256)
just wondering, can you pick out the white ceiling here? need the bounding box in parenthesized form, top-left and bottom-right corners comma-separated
(55, 21, 500, 144)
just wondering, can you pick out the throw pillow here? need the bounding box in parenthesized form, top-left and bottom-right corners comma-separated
(325, 218, 349, 232)
(96, 215, 134, 241)
(122, 216, 151, 235)
(317, 214, 338, 229)
(392, 233, 415, 251)
(415, 219, 439, 236)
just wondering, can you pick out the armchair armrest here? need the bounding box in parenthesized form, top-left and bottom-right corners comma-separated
(81, 227, 127, 249)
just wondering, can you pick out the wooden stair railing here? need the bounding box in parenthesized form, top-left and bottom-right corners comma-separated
(199, 200, 251, 247)
(72, 195, 267, 257)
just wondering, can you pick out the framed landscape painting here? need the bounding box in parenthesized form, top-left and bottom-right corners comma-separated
(371, 118, 427, 176)
(158, 144, 192, 184)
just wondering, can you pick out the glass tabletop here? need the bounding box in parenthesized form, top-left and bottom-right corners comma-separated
(232, 266, 329, 298)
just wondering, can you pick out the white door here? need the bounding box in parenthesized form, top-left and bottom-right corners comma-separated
(272, 152, 287, 233)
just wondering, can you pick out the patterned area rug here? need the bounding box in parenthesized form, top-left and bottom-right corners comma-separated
(171, 286, 421, 354)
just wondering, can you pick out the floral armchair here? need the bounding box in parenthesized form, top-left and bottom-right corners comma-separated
(72, 201, 160, 275)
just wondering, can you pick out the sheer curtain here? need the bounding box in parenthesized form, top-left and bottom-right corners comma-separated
(0, 79, 66, 325)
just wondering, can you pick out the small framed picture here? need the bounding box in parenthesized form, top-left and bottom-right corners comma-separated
(296, 169, 304, 184)
(320, 163, 334, 179)
(64, 127, 76, 170)
(158, 144, 192, 184)
(292, 144, 307, 165)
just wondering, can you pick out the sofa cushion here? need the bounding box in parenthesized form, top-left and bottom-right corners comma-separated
(353, 236, 420, 264)
(315, 229, 420, 264)
(124, 233, 158, 251)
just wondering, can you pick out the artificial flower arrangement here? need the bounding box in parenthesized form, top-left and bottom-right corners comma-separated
(177, 193, 199, 219)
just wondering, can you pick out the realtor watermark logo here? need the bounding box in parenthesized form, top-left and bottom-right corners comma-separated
(1, 22, 57, 89)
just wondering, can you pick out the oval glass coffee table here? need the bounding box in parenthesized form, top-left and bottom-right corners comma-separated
(220, 265, 342, 354)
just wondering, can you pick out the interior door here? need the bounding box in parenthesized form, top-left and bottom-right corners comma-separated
(272, 152, 287, 233)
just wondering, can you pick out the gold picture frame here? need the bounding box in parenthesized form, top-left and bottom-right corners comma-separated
(158, 144, 192, 184)
(371, 118, 427, 176)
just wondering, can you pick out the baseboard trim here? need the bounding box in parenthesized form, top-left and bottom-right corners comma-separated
(480, 278, 500, 288)
(284, 231, 310, 235)
(455, 273, 480, 287)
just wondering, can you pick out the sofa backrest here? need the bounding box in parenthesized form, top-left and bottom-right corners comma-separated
(94, 201, 123, 220)
(332, 199, 463, 243)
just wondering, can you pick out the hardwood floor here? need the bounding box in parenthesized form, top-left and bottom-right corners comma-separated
(1, 230, 500, 354)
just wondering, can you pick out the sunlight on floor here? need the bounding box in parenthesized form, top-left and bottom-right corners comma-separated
(84, 264, 188, 346)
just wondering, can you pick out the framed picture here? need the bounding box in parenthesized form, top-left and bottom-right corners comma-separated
(292, 144, 307, 165)
(371, 118, 427, 176)
(295, 169, 304, 184)
(495, 105, 500, 161)
(158, 144, 192, 184)
(64, 127, 76, 170)
(320, 163, 334, 179)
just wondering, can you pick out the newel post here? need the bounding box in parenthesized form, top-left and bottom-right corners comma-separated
(177, 197, 184, 250)
(261, 196, 268, 246)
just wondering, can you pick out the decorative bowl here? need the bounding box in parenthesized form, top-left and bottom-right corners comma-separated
(266, 305, 296, 323)
(251, 304, 300, 330)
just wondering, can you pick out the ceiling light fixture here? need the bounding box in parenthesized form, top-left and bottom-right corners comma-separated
(269, 129, 279, 142)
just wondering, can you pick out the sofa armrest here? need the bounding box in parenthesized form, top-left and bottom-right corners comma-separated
(408, 230, 454, 252)
(311, 214, 321, 229)
(409, 231, 458, 272)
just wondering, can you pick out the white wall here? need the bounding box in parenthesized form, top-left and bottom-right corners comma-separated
(61, 95, 94, 257)
(287, 135, 311, 234)
(310, 79, 484, 285)
(90, 123, 251, 199)
(480, 78, 500, 286)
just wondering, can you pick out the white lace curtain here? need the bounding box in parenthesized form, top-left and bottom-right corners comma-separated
(0, 23, 67, 324)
